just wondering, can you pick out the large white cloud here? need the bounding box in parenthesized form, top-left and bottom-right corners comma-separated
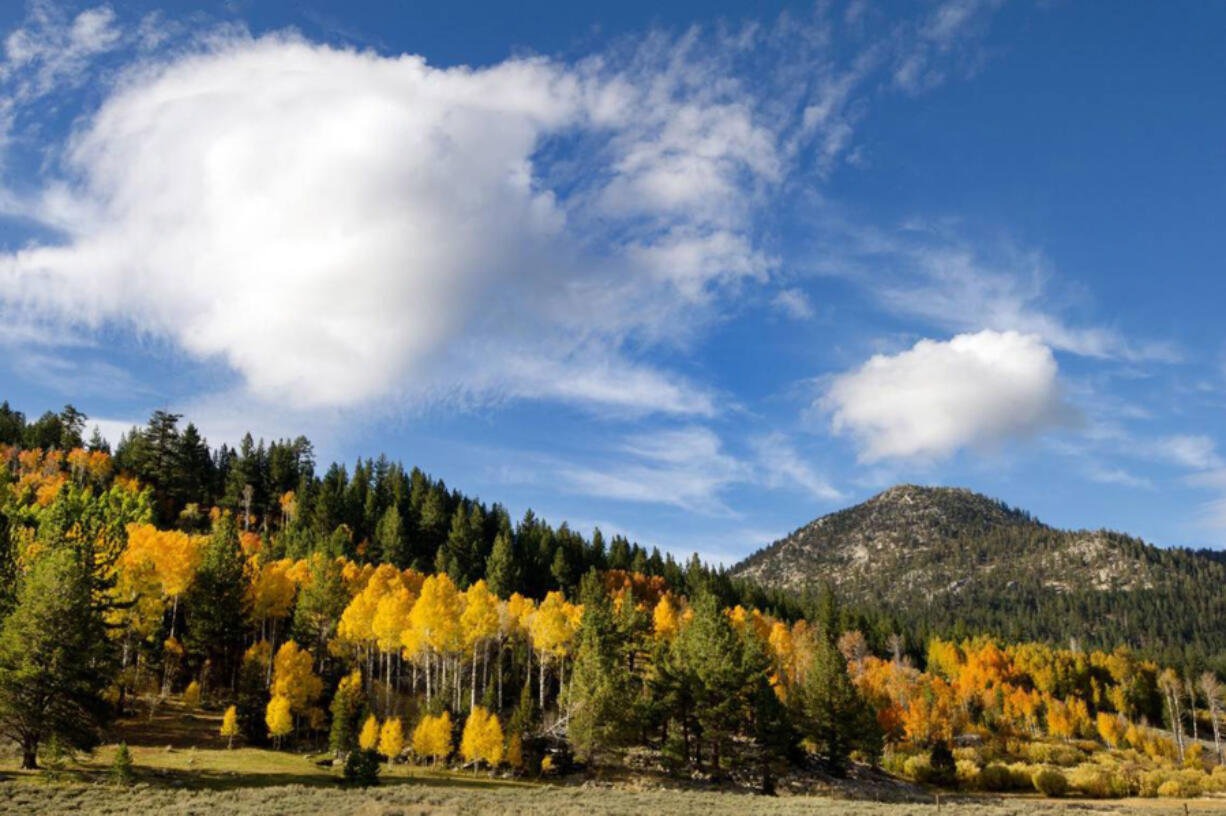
(0, 32, 780, 411)
(0, 5, 1008, 415)
(825, 330, 1071, 461)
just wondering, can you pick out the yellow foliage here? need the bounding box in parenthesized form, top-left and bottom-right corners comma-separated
(183, 680, 201, 708)
(412, 712, 453, 763)
(265, 694, 293, 739)
(652, 595, 679, 640)
(220, 705, 239, 745)
(460, 706, 504, 768)
(358, 715, 380, 750)
(378, 717, 405, 762)
(271, 640, 323, 714)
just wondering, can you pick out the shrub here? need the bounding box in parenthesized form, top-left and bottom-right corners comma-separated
(112, 742, 134, 787)
(1032, 767, 1068, 797)
(903, 753, 931, 782)
(1067, 764, 1127, 798)
(1157, 780, 1182, 798)
(183, 680, 201, 709)
(1139, 770, 1170, 798)
(956, 759, 979, 785)
(975, 763, 1017, 792)
(1024, 742, 1083, 767)
(929, 742, 958, 787)
(343, 749, 381, 787)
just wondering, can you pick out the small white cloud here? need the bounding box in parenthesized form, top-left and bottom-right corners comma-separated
(1084, 463, 1152, 490)
(561, 426, 749, 514)
(825, 330, 1073, 462)
(1153, 435, 1223, 471)
(772, 288, 815, 320)
(752, 432, 843, 500)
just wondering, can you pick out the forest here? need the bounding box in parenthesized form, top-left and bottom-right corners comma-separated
(1, 401, 1225, 800)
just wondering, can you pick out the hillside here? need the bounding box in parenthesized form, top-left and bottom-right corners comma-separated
(732, 485, 1226, 657)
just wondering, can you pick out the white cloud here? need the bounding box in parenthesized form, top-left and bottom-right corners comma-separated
(825, 330, 1072, 462)
(2, 3, 121, 100)
(561, 426, 749, 514)
(1153, 435, 1223, 471)
(821, 223, 1179, 363)
(752, 432, 843, 500)
(772, 287, 815, 319)
(0, 7, 1009, 417)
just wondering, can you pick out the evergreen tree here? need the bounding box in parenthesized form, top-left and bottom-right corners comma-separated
(485, 531, 519, 599)
(184, 516, 249, 688)
(373, 505, 406, 567)
(0, 545, 111, 768)
(790, 631, 879, 774)
(569, 571, 633, 764)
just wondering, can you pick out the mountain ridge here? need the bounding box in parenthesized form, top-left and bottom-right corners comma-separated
(731, 483, 1212, 605)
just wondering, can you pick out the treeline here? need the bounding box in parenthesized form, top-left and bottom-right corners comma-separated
(1, 400, 1225, 796)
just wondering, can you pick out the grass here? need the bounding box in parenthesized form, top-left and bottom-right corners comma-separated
(2, 704, 1226, 814)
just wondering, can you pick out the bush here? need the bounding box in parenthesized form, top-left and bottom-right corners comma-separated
(975, 763, 1017, 791)
(928, 742, 958, 787)
(343, 749, 381, 787)
(956, 759, 979, 785)
(1032, 767, 1068, 797)
(1024, 742, 1083, 767)
(1066, 764, 1127, 798)
(112, 742, 134, 787)
(1157, 780, 1182, 798)
(1139, 770, 1170, 798)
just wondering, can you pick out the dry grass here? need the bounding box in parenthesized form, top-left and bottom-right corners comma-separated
(1, 705, 1224, 815)
(5, 779, 1226, 816)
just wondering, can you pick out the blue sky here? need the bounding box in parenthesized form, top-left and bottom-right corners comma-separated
(1, 0, 1224, 563)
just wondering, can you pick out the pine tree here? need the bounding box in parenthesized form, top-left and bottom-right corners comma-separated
(790, 631, 880, 774)
(0, 544, 112, 768)
(112, 741, 134, 786)
(485, 531, 518, 598)
(184, 516, 249, 686)
(374, 505, 406, 568)
(568, 571, 633, 764)
(329, 670, 365, 756)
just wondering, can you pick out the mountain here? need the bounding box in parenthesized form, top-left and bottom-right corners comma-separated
(731, 485, 1226, 660)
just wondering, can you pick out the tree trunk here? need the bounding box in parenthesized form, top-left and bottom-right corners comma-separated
(20, 738, 38, 770)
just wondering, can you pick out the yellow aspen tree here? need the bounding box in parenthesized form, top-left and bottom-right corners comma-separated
(271, 640, 323, 716)
(460, 706, 504, 771)
(378, 717, 404, 766)
(652, 595, 678, 640)
(220, 705, 239, 749)
(412, 712, 452, 766)
(460, 580, 500, 709)
(359, 714, 380, 750)
(266, 694, 293, 747)
(183, 679, 201, 708)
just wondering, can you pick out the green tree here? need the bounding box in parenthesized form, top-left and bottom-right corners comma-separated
(374, 505, 406, 568)
(0, 545, 112, 768)
(184, 516, 249, 688)
(790, 631, 880, 774)
(568, 571, 633, 764)
(485, 531, 518, 599)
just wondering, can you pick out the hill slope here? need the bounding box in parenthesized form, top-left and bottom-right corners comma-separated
(731, 485, 1226, 657)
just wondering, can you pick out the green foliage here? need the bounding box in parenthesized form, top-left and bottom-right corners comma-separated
(112, 742, 135, 786)
(568, 571, 633, 763)
(790, 630, 880, 773)
(0, 542, 112, 769)
(927, 742, 957, 787)
(184, 516, 249, 677)
(342, 748, 381, 786)
(1032, 767, 1068, 797)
